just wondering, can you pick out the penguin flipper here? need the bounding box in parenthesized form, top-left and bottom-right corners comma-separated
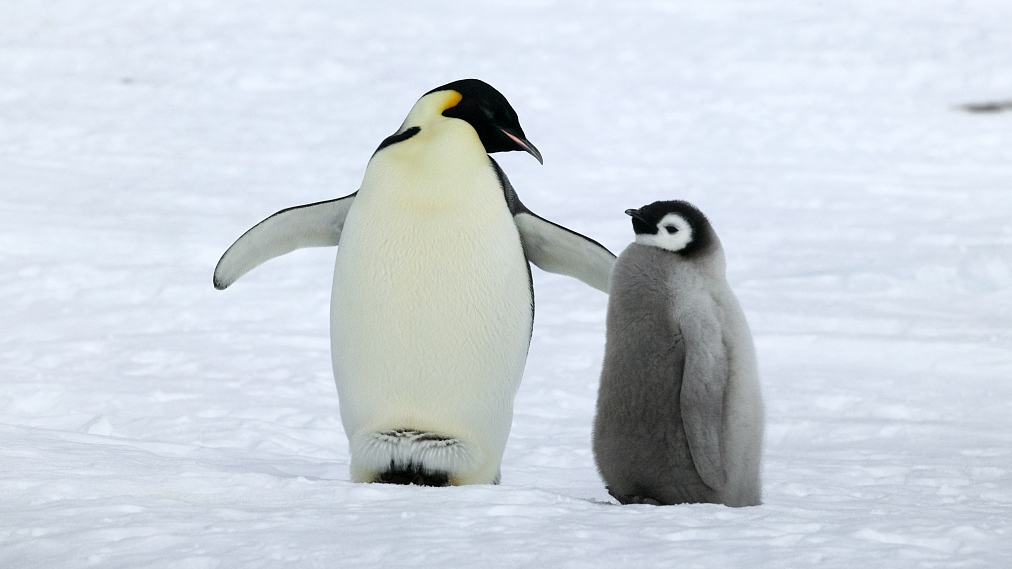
(513, 213, 616, 294)
(213, 192, 357, 290)
(678, 301, 730, 492)
(488, 157, 615, 293)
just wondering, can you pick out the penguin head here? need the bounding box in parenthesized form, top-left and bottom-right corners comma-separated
(625, 200, 715, 256)
(413, 79, 542, 164)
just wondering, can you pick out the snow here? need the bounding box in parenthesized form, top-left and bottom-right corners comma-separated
(2, 0, 1010, 566)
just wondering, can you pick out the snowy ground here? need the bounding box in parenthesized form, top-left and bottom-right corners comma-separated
(2, 0, 1011, 567)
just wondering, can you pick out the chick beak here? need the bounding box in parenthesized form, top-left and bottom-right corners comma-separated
(625, 209, 647, 223)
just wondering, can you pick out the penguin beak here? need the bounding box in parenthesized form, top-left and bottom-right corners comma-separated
(625, 208, 647, 223)
(626, 208, 657, 234)
(500, 129, 544, 164)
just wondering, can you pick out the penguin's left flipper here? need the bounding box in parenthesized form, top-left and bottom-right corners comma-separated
(677, 299, 730, 492)
(213, 192, 357, 290)
(490, 158, 615, 293)
(514, 212, 616, 293)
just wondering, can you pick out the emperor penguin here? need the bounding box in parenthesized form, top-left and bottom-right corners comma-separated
(593, 200, 763, 507)
(213, 79, 616, 486)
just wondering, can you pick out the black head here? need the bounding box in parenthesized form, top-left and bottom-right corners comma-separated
(425, 79, 543, 164)
(624, 200, 715, 256)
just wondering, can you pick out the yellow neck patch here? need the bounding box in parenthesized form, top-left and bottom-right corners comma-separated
(397, 89, 468, 135)
(439, 90, 463, 112)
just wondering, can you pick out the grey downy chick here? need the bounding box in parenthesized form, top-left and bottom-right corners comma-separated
(593, 200, 764, 506)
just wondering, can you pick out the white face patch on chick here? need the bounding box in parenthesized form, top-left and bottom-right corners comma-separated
(635, 213, 694, 252)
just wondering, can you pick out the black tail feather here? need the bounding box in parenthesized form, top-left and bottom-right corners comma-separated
(376, 461, 450, 487)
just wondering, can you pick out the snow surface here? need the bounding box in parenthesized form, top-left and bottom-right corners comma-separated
(2, 0, 1011, 567)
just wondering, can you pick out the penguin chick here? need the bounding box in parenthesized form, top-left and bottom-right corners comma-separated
(593, 200, 764, 506)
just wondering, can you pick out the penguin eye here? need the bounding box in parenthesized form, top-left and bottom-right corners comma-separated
(664, 225, 678, 234)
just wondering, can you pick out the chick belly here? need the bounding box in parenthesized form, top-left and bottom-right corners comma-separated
(595, 335, 716, 504)
(331, 225, 531, 481)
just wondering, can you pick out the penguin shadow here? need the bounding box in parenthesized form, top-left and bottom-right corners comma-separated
(957, 99, 1012, 113)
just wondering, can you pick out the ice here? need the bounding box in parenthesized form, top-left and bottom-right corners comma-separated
(1, 0, 1010, 567)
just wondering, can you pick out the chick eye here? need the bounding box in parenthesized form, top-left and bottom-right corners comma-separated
(664, 225, 678, 234)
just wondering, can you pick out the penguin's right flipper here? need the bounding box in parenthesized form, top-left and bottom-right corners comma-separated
(489, 158, 615, 293)
(677, 299, 730, 492)
(513, 212, 616, 293)
(213, 192, 357, 290)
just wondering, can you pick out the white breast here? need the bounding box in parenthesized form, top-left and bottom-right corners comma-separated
(330, 119, 533, 480)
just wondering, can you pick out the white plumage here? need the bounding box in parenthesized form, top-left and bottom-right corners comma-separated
(333, 92, 532, 484)
(214, 80, 616, 485)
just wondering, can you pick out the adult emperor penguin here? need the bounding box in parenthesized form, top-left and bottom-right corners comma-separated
(213, 79, 615, 486)
(593, 200, 763, 507)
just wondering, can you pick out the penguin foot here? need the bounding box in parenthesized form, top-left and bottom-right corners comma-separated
(376, 461, 450, 487)
(607, 486, 663, 506)
(626, 495, 663, 506)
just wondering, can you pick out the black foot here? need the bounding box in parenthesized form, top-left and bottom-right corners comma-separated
(376, 461, 450, 487)
(607, 486, 663, 506)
